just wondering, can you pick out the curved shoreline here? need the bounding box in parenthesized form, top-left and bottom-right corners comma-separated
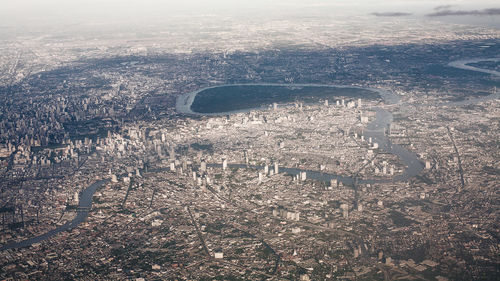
(448, 57, 500, 77)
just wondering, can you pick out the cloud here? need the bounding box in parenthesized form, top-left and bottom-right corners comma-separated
(434, 5, 454, 11)
(427, 8, 500, 17)
(371, 12, 412, 17)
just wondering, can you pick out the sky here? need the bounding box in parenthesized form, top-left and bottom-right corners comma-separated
(0, 0, 498, 28)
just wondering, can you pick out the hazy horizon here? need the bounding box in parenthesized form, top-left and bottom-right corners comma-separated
(1, 0, 499, 29)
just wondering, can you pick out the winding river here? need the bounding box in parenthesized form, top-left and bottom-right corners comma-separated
(0, 179, 109, 251)
(179, 83, 422, 184)
(1, 57, 498, 251)
(448, 57, 500, 77)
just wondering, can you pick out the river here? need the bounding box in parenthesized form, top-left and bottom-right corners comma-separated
(0, 179, 109, 251)
(448, 57, 500, 77)
(2, 57, 497, 251)
(179, 83, 422, 184)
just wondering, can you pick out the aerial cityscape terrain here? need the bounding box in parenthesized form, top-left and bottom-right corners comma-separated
(0, 1, 499, 280)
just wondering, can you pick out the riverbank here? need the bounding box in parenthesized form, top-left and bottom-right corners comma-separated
(1, 179, 109, 251)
